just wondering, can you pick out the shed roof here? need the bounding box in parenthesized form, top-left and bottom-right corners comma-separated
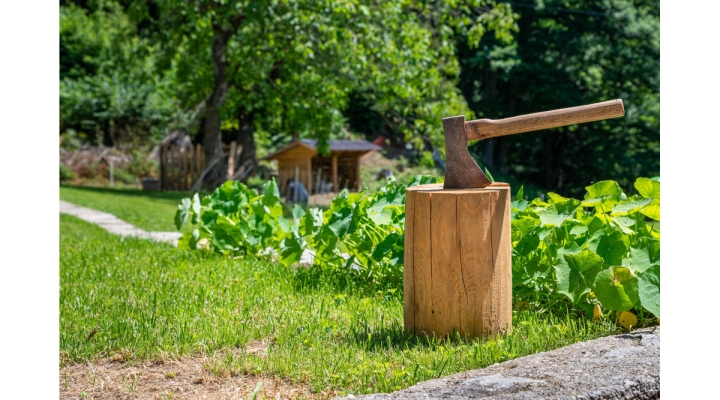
(300, 139, 382, 152)
(262, 139, 382, 160)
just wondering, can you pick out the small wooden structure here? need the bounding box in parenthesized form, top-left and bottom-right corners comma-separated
(261, 139, 382, 195)
(404, 183, 512, 339)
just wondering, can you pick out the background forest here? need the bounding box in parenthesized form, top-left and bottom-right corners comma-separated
(60, 0, 659, 197)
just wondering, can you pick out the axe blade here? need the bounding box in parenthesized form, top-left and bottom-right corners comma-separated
(442, 115, 492, 189)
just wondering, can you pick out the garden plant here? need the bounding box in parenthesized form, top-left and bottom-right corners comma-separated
(175, 175, 660, 325)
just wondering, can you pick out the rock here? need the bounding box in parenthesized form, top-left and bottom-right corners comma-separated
(335, 327, 659, 400)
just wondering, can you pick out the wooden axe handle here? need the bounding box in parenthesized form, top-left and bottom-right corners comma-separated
(465, 99, 625, 141)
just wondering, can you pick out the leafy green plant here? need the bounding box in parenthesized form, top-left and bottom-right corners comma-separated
(176, 176, 442, 291)
(176, 176, 659, 322)
(511, 177, 660, 321)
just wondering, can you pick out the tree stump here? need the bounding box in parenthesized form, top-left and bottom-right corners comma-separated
(404, 183, 512, 339)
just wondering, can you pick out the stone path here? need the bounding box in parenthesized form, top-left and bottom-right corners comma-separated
(337, 327, 659, 400)
(59, 200, 183, 246)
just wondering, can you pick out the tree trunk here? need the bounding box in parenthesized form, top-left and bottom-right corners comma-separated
(203, 32, 231, 163)
(235, 108, 257, 182)
(201, 31, 232, 189)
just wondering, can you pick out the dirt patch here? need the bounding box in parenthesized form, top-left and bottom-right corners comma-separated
(60, 354, 329, 400)
(307, 193, 337, 208)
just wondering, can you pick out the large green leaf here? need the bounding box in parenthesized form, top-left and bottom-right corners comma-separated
(554, 249, 604, 303)
(583, 180, 623, 212)
(601, 214, 635, 234)
(611, 196, 653, 216)
(586, 180, 623, 199)
(328, 207, 355, 237)
(622, 238, 659, 274)
(588, 230, 629, 266)
(262, 179, 281, 206)
(302, 208, 324, 236)
(641, 201, 660, 221)
(511, 199, 529, 216)
(634, 177, 660, 199)
(524, 253, 553, 279)
(638, 265, 660, 318)
(512, 218, 539, 241)
(200, 209, 219, 229)
(371, 232, 402, 262)
(638, 237, 660, 262)
(593, 267, 639, 312)
(280, 234, 305, 267)
(177, 229, 200, 250)
(174, 197, 191, 230)
(209, 221, 244, 251)
(206, 181, 249, 217)
(538, 199, 581, 227)
(547, 192, 569, 204)
(366, 182, 405, 226)
(191, 193, 201, 224)
(622, 247, 652, 274)
(514, 232, 540, 256)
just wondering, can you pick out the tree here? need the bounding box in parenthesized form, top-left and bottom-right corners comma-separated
(458, 0, 659, 196)
(60, 1, 181, 146)
(130, 0, 517, 184)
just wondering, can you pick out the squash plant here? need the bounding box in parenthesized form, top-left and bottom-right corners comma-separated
(176, 176, 659, 321)
(511, 178, 660, 319)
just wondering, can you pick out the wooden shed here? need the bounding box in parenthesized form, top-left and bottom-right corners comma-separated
(262, 139, 382, 195)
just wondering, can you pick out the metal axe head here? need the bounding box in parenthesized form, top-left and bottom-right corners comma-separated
(442, 115, 491, 190)
(442, 99, 625, 189)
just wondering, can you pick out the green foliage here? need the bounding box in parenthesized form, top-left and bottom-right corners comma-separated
(176, 176, 442, 291)
(459, 0, 659, 196)
(60, 164, 76, 182)
(178, 175, 659, 321)
(512, 177, 660, 319)
(60, 1, 182, 145)
(129, 0, 518, 155)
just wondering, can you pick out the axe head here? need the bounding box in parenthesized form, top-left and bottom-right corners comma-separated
(442, 115, 492, 189)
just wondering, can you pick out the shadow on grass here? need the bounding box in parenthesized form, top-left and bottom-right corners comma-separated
(345, 324, 456, 351)
(344, 321, 499, 352)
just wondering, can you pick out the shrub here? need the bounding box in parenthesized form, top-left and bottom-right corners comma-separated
(60, 164, 76, 182)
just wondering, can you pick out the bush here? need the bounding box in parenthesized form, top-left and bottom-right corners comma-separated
(60, 164, 76, 182)
(126, 150, 157, 178)
(113, 169, 137, 184)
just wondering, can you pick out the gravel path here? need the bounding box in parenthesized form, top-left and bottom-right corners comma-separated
(60, 200, 183, 246)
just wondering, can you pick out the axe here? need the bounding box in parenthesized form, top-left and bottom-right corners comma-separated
(442, 99, 625, 189)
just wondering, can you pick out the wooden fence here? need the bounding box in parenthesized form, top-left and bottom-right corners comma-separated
(160, 143, 205, 191)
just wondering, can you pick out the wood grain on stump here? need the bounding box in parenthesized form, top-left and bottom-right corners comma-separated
(404, 183, 512, 339)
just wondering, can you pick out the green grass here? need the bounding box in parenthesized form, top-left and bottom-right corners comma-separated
(60, 185, 197, 232)
(60, 213, 620, 395)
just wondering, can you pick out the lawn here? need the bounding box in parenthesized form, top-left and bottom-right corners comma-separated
(60, 190, 620, 396)
(60, 185, 195, 232)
